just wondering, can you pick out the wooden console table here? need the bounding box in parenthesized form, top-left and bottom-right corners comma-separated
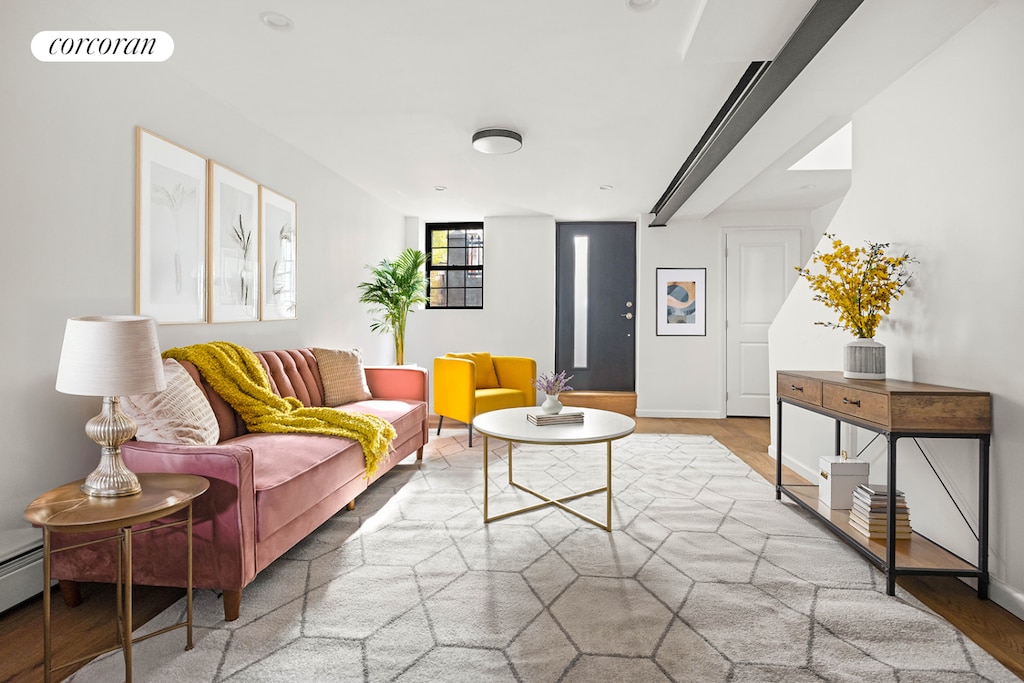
(775, 370, 991, 597)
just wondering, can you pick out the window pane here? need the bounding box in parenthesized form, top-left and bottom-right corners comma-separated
(467, 229, 483, 245)
(448, 289, 465, 307)
(467, 269, 483, 287)
(467, 247, 483, 265)
(431, 231, 448, 248)
(431, 247, 448, 266)
(449, 248, 466, 266)
(448, 230, 466, 247)
(430, 289, 447, 306)
(449, 271, 465, 287)
(429, 271, 447, 288)
(466, 288, 483, 307)
(574, 235, 589, 368)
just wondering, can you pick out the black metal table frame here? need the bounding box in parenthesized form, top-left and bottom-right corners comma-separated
(775, 396, 990, 598)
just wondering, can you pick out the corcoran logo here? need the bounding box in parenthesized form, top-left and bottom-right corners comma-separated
(31, 31, 174, 62)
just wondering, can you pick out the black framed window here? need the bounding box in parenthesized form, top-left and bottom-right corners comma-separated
(426, 222, 484, 308)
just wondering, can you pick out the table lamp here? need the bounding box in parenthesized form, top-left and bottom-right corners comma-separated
(55, 315, 166, 496)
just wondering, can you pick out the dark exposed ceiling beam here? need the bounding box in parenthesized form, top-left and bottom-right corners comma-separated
(648, 0, 864, 226)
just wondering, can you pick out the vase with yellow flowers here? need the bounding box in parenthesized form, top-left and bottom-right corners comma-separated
(796, 234, 914, 379)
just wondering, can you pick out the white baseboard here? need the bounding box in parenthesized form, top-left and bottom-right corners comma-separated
(635, 409, 724, 419)
(0, 547, 44, 614)
(988, 575, 1024, 622)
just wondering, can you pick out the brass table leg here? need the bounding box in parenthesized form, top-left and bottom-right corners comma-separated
(122, 526, 133, 683)
(43, 528, 52, 683)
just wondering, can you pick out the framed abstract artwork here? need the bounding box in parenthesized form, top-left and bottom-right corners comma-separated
(209, 162, 260, 322)
(136, 128, 208, 323)
(656, 267, 706, 336)
(259, 186, 297, 320)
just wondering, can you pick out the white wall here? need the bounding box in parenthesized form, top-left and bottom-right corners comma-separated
(769, 0, 1024, 617)
(1, 6, 405, 582)
(637, 210, 814, 418)
(404, 216, 556, 408)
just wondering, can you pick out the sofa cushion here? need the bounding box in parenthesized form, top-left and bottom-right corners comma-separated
(239, 399, 425, 541)
(312, 348, 372, 406)
(448, 352, 500, 389)
(122, 358, 220, 445)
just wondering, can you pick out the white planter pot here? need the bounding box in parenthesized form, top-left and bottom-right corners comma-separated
(540, 394, 563, 414)
(844, 337, 886, 380)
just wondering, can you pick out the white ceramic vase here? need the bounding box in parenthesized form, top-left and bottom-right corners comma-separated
(844, 337, 886, 380)
(540, 394, 563, 414)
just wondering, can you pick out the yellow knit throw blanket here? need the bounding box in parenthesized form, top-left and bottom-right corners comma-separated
(163, 341, 396, 479)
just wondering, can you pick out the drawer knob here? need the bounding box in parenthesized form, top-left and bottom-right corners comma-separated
(790, 384, 803, 392)
(842, 397, 861, 407)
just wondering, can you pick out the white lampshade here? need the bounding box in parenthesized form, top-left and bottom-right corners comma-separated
(56, 315, 166, 397)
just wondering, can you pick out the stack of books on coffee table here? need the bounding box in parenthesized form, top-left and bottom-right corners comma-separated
(527, 410, 584, 426)
(848, 483, 912, 540)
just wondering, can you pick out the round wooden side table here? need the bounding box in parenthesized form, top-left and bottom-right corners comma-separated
(24, 473, 209, 683)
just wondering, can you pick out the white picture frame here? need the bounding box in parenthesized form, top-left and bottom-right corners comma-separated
(656, 267, 707, 336)
(136, 128, 208, 324)
(259, 186, 297, 320)
(209, 162, 260, 322)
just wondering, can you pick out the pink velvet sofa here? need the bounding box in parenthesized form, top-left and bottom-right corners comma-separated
(50, 348, 429, 621)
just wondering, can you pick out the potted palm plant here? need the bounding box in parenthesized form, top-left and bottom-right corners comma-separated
(357, 248, 428, 365)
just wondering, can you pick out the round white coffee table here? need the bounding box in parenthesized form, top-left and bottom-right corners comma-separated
(473, 406, 635, 531)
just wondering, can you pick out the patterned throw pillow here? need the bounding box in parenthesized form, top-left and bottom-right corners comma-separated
(447, 352, 500, 389)
(121, 358, 220, 445)
(312, 347, 373, 406)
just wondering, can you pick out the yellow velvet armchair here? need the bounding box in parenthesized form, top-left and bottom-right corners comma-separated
(433, 352, 536, 446)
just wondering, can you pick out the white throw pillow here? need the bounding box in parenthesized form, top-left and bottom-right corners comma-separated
(312, 347, 372, 406)
(121, 358, 220, 445)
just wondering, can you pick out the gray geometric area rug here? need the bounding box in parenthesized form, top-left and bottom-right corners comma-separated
(70, 432, 1017, 682)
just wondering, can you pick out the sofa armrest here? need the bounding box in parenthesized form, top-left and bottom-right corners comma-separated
(118, 439, 259, 590)
(364, 365, 428, 402)
(432, 356, 476, 424)
(493, 356, 538, 406)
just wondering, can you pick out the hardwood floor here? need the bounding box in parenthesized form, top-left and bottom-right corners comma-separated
(2, 417, 1022, 681)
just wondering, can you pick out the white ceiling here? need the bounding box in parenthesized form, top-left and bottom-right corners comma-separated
(67, 0, 994, 223)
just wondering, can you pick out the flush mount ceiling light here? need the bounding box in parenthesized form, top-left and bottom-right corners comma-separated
(627, 0, 659, 10)
(260, 11, 293, 31)
(472, 128, 523, 155)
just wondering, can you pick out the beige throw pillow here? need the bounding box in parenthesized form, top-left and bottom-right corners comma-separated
(313, 347, 372, 406)
(121, 358, 220, 445)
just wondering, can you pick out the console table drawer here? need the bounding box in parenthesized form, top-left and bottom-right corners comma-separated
(778, 373, 822, 405)
(823, 384, 889, 426)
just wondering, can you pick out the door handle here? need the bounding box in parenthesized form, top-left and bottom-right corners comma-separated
(621, 312, 633, 320)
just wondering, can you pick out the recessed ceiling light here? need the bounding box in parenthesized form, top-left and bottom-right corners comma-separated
(472, 128, 523, 155)
(599, 185, 614, 191)
(260, 11, 293, 31)
(627, 0, 659, 10)
(433, 186, 447, 192)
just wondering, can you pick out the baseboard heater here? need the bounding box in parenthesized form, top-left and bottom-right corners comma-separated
(0, 543, 45, 614)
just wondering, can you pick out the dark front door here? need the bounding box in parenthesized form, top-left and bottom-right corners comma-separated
(555, 222, 636, 391)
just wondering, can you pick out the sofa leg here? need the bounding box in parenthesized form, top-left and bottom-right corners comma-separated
(416, 446, 424, 461)
(222, 589, 242, 621)
(58, 580, 82, 607)
(347, 500, 356, 511)
(436, 416, 443, 435)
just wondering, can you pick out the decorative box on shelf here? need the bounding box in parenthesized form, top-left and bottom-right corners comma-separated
(818, 453, 869, 509)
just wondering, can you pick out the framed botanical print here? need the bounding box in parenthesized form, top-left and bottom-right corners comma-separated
(136, 128, 207, 323)
(656, 267, 707, 336)
(209, 162, 260, 322)
(259, 186, 297, 320)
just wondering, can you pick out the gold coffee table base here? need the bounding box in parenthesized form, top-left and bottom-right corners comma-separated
(482, 435, 614, 531)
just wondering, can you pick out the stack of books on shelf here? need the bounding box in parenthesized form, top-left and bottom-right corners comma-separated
(848, 484, 912, 540)
(527, 410, 584, 426)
